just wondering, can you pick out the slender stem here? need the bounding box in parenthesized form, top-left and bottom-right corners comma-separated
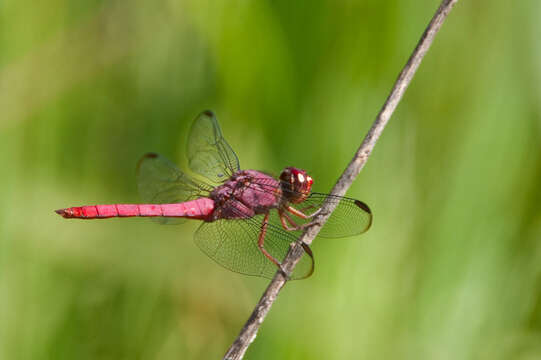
(223, 1, 459, 358)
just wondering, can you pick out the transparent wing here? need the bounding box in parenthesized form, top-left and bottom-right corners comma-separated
(291, 192, 372, 238)
(194, 213, 314, 279)
(136, 153, 213, 224)
(187, 110, 240, 184)
(247, 178, 372, 238)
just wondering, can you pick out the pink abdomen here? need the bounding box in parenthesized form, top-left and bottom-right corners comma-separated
(55, 198, 215, 220)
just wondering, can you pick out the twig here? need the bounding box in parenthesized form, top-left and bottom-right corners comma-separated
(223, 1, 459, 359)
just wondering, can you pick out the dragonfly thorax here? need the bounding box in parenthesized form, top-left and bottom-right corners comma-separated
(279, 167, 313, 204)
(208, 170, 281, 221)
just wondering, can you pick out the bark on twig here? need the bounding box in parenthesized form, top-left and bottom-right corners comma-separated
(224, 1, 459, 358)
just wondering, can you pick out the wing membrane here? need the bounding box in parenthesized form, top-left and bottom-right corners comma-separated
(247, 178, 372, 238)
(292, 192, 372, 238)
(187, 110, 240, 184)
(136, 153, 212, 224)
(194, 212, 313, 279)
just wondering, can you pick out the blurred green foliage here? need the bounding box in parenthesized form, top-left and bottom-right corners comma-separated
(1, 0, 540, 359)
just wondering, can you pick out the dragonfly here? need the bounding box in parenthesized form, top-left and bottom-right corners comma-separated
(55, 110, 372, 279)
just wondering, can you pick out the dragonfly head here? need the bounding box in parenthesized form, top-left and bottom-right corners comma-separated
(279, 167, 313, 204)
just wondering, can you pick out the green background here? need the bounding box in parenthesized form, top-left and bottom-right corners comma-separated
(1, 0, 540, 359)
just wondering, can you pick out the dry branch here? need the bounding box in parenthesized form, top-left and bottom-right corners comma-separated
(224, 1, 459, 359)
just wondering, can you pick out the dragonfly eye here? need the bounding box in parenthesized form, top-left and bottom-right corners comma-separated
(279, 167, 313, 203)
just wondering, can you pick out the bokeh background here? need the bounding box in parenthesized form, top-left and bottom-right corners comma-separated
(1, 0, 540, 359)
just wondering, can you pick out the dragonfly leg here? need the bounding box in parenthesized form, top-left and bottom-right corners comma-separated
(286, 205, 321, 219)
(280, 206, 322, 231)
(258, 212, 289, 278)
(279, 209, 303, 231)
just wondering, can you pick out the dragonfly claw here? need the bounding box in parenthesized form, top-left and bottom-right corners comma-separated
(296, 220, 322, 231)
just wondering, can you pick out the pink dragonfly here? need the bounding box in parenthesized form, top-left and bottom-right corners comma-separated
(55, 111, 372, 279)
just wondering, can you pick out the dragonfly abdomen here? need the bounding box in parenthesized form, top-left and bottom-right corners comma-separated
(55, 198, 215, 220)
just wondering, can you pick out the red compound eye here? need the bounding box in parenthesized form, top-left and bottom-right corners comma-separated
(279, 167, 313, 203)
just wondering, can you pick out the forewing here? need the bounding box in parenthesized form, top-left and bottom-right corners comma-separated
(290, 192, 372, 238)
(241, 177, 372, 239)
(187, 110, 240, 184)
(137, 153, 212, 224)
(194, 214, 314, 279)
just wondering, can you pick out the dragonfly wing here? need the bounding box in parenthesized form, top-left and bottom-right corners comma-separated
(187, 110, 240, 184)
(289, 192, 372, 238)
(243, 178, 372, 238)
(137, 153, 212, 224)
(194, 214, 314, 279)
